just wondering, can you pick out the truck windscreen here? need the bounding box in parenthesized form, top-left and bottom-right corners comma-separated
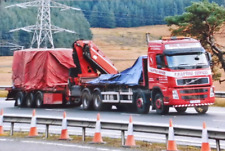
(166, 53, 209, 70)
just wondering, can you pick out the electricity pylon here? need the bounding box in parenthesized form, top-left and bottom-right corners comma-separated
(6, 0, 81, 48)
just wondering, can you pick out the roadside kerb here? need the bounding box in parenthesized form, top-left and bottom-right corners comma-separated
(2, 114, 225, 151)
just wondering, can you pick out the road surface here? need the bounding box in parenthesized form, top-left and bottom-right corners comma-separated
(1, 98, 225, 149)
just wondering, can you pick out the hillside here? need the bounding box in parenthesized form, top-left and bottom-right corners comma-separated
(0, 25, 224, 91)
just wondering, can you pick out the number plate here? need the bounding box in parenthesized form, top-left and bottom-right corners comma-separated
(190, 100, 201, 104)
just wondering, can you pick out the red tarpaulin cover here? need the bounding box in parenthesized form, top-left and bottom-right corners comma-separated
(12, 49, 75, 90)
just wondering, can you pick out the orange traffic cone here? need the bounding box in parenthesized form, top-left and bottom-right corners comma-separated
(0, 109, 4, 135)
(28, 109, 38, 137)
(201, 122, 211, 151)
(167, 119, 178, 151)
(59, 112, 71, 140)
(91, 113, 105, 144)
(124, 116, 137, 147)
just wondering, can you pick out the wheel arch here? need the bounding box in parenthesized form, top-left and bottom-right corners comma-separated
(151, 87, 163, 110)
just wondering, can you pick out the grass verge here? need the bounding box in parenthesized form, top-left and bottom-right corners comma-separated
(0, 131, 219, 151)
(0, 91, 8, 98)
(214, 98, 225, 107)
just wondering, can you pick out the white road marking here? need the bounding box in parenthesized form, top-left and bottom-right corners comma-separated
(21, 140, 121, 151)
(0, 138, 14, 142)
(120, 113, 141, 116)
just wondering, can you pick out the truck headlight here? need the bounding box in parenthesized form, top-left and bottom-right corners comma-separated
(210, 87, 214, 97)
(172, 90, 179, 99)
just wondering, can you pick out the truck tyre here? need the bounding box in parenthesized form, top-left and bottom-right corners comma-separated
(134, 89, 150, 114)
(15, 91, 25, 107)
(175, 107, 187, 113)
(35, 91, 43, 108)
(194, 106, 208, 114)
(93, 88, 111, 111)
(25, 92, 35, 108)
(154, 93, 169, 115)
(81, 88, 93, 110)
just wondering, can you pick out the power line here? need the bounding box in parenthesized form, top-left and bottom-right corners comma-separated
(5, 0, 81, 49)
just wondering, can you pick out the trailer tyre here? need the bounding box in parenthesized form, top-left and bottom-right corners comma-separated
(194, 105, 208, 114)
(134, 89, 150, 114)
(154, 93, 169, 115)
(26, 92, 35, 108)
(35, 91, 43, 108)
(175, 107, 187, 113)
(15, 91, 25, 107)
(81, 88, 93, 110)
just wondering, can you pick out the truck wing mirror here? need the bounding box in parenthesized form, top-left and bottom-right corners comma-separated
(206, 52, 213, 66)
(156, 55, 163, 69)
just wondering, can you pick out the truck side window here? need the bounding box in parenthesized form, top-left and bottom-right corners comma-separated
(156, 55, 166, 69)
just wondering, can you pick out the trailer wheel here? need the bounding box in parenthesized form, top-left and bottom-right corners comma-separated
(25, 92, 35, 108)
(81, 88, 93, 110)
(35, 91, 43, 108)
(154, 93, 169, 115)
(134, 89, 150, 114)
(175, 107, 187, 113)
(15, 91, 25, 107)
(194, 106, 208, 114)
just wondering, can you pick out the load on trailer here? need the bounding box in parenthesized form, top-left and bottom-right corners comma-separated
(7, 49, 76, 107)
(5, 36, 215, 114)
(6, 41, 118, 108)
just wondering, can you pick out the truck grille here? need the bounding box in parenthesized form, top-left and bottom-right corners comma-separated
(177, 77, 209, 86)
(179, 89, 208, 94)
(182, 95, 207, 100)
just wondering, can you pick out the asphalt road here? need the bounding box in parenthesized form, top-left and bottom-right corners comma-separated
(1, 98, 225, 150)
(1, 98, 225, 130)
(0, 137, 129, 151)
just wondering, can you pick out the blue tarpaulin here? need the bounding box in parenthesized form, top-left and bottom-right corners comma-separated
(88, 56, 147, 86)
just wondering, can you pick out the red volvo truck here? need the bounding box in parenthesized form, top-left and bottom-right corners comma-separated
(69, 37, 215, 114)
(5, 36, 215, 114)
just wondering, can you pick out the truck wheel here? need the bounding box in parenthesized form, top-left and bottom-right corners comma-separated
(134, 89, 150, 114)
(25, 92, 35, 108)
(15, 91, 25, 107)
(93, 88, 107, 111)
(154, 93, 169, 115)
(81, 88, 93, 110)
(195, 106, 208, 114)
(35, 91, 43, 108)
(175, 107, 187, 113)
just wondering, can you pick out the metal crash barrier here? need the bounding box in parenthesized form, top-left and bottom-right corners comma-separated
(1, 114, 225, 151)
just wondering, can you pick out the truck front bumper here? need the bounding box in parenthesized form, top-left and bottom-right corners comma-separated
(163, 86, 215, 107)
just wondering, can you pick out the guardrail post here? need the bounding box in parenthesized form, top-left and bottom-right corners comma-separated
(121, 130, 125, 146)
(10, 122, 14, 136)
(82, 127, 86, 142)
(216, 139, 220, 151)
(45, 124, 49, 139)
(165, 134, 168, 145)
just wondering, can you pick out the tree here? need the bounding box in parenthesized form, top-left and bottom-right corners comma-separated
(165, 0, 225, 82)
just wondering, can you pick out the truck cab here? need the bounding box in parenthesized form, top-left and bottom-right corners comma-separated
(147, 37, 215, 114)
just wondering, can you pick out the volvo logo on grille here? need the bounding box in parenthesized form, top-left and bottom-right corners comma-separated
(177, 77, 209, 86)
